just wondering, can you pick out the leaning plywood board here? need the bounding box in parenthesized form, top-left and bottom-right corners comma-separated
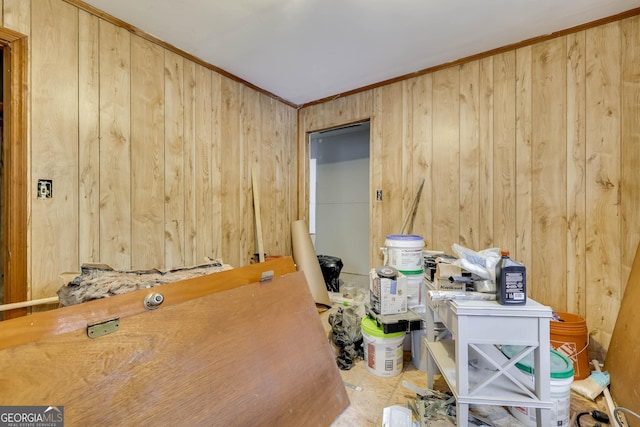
(606, 243, 640, 413)
(0, 257, 349, 426)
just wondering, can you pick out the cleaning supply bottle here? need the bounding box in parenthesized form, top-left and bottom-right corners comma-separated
(495, 250, 527, 305)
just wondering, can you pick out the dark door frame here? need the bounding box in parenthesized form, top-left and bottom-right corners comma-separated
(1, 27, 28, 319)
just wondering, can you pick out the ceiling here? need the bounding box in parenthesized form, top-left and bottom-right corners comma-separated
(81, 0, 640, 106)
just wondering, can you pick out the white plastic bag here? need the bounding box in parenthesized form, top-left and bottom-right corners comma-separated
(451, 244, 501, 281)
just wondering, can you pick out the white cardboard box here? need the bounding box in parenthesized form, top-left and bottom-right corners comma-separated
(370, 268, 408, 315)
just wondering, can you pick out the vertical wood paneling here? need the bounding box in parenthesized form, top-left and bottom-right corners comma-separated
(210, 72, 224, 260)
(379, 83, 404, 239)
(515, 47, 533, 297)
(370, 91, 384, 263)
(99, 20, 131, 269)
(3, 0, 29, 34)
(531, 39, 567, 307)
(298, 13, 640, 355)
(260, 95, 278, 255)
(478, 57, 494, 249)
(78, 10, 100, 264)
(459, 61, 481, 250)
(566, 32, 587, 315)
(241, 87, 258, 264)
(493, 52, 517, 252)
(284, 104, 297, 257)
(130, 36, 164, 269)
(432, 67, 460, 250)
(585, 22, 621, 349)
(620, 16, 640, 291)
(183, 61, 197, 266)
(164, 51, 185, 269)
(194, 65, 214, 262)
(30, 0, 78, 297)
(409, 75, 433, 248)
(220, 78, 242, 266)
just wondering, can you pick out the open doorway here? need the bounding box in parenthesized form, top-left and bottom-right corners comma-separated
(309, 122, 370, 278)
(0, 28, 29, 320)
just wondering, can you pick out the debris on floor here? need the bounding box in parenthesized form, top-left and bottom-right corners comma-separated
(328, 306, 364, 370)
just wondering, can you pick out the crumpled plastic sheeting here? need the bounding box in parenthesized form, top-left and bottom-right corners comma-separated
(328, 306, 363, 370)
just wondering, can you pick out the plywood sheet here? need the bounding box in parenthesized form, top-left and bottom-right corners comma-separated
(606, 243, 640, 413)
(0, 257, 348, 426)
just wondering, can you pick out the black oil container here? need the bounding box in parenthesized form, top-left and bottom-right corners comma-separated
(495, 250, 527, 305)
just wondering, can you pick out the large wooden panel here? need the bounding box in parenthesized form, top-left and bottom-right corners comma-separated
(606, 243, 640, 414)
(478, 57, 495, 250)
(0, 257, 349, 426)
(492, 51, 516, 254)
(194, 64, 215, 262)
(620, 16, 640, 291)
(459, 61, 481, 250)
(379, 82, 404, 238)
(565, 32, 587, 315)
(183, 60, 197, 266)
(131, 36, 165, 269)
(30, 0, 79, 297)
(585, 22, 621, 350)
(78, 10, 101, 264)
(220, 78, 243, 266)
(407, 75, 433, 248)
(165, 51, 186, 268)
(431, 67, 460, 250)
(99, 20, 131, 269)
(531, 38, 567, 307)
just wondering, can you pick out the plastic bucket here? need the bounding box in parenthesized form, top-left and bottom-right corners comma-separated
(502, 346, 574, 427)
(550, 312, 590, 380)
(383, 234, 425, 275)
(361, 316, 405, 377)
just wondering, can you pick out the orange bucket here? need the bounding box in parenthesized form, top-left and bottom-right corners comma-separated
(550, 312, 590, 380)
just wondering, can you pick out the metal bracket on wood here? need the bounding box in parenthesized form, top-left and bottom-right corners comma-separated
(260, 270, 274, 282)
(87, 318, 120, 339)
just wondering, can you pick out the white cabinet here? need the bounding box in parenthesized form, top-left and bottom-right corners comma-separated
(425, 290, 553, 426)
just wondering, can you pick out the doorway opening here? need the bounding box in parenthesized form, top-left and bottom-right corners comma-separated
(309, 121, 370, 279)
(0, 27, 29, 320)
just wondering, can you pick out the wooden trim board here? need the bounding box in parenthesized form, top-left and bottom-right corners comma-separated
(0, 257, 349, 425)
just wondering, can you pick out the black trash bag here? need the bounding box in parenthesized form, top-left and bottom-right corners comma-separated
(328, 306, 363, 370)
(317, 255, 343, 292)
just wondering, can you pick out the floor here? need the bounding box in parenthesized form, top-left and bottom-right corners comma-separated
(321, 273, 608, 427)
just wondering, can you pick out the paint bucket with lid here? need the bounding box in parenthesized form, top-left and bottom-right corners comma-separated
(502, 345, 574, 427)
(361, 316, 405, 377)
(550, 312, 590, 380)
(382, 234, 425, 275)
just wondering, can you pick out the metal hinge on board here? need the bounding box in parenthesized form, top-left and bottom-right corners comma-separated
(87, 318, 120, 338)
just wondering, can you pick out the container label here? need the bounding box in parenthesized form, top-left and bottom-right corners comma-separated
(504, 271, 525, 301)
(388, 249, 423, 271)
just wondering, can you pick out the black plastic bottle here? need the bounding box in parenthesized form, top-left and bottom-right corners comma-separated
(495, 250, 527, 305)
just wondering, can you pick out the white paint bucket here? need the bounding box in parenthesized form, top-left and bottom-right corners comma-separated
(502, 346, 574, 427)
(383, 234, 425, 275)
(361, 316, 405, 377)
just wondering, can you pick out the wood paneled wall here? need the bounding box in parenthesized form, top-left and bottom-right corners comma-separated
(2, 0, 297, 300)
(299, 15, 640, 353)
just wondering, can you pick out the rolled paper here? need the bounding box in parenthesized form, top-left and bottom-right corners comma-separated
(291, 220, 332, 307)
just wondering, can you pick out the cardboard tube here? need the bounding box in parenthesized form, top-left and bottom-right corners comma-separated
(291, 220, 332, 307)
